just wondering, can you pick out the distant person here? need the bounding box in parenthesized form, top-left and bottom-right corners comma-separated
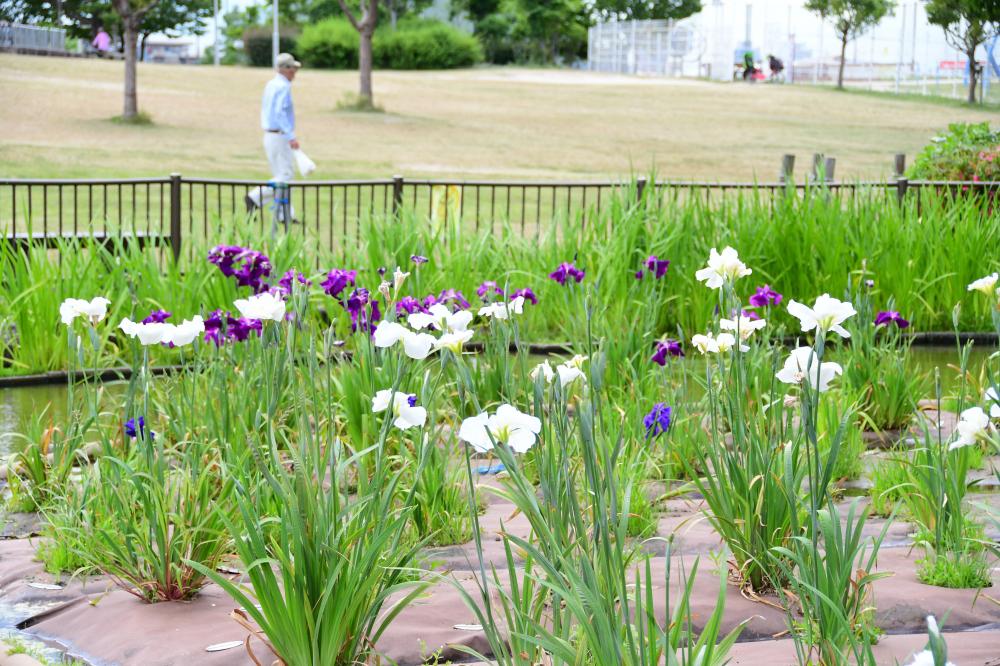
(768, 54, 784, 81)
(742, 50, 754, 81)
(92, 27, 111, 56)
(246, 52, 301, 223)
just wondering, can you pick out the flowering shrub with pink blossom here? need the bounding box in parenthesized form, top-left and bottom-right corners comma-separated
(910, 122, 1000, 182)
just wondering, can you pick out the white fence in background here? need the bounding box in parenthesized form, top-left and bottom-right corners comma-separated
(0, 23, 66, 53)
(587, 19, 709, 78)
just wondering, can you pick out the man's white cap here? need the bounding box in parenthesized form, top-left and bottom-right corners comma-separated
(276, 53, 302, 69)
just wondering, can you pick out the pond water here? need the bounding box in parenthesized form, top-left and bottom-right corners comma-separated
(0, 346, 994, 458)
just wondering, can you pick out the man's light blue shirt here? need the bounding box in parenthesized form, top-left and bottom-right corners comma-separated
(261, 74, 295, 140)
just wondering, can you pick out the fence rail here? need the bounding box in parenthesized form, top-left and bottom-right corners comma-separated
(2, 173, 998, 265)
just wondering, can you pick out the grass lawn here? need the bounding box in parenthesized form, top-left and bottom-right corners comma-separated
(1, 53, 997, 182)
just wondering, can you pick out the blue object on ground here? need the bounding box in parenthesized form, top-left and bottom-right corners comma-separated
(476, 463, 506, 475)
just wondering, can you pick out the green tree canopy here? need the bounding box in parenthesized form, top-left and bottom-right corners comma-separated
(805, 0, 894, 89)
(925, 0, 1000, 103)
(590, 0, 701, 22)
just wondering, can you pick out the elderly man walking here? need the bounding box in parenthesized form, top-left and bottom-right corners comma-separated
(247, 53, 302, 223)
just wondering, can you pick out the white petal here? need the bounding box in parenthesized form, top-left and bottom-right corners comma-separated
(458, 413, 493, 453)
(395, 405, 427, 430)
(407, 312, 435, 330)
(402, 332, 435, 359)
(372, 389, 392, 413)
(506, 428, 537, 453)
(373, 321, 407, 348)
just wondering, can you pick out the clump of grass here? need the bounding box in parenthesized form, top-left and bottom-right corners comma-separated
(335, 93, 384, 113)
(917, 547, 991, 588)
(109, 111, 154, 125)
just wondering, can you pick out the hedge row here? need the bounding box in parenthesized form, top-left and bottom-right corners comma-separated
(296, 19, 482, 70)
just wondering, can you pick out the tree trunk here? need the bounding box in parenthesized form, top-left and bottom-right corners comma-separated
(123, 20, 138, 118)
(837, 30, 848, 90)
(966, 45, 978, 104)
(359, 28, 373, 105)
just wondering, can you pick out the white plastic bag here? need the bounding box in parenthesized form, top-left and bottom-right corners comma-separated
(293, 149, 316, 177)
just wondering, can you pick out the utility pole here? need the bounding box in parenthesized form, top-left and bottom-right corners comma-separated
(213, 0, 220, 65)
(272, 0, 279, 67)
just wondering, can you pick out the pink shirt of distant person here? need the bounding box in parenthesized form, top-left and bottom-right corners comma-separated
(92, 30, 111, 51)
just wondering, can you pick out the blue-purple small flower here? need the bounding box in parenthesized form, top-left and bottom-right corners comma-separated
(276, 270, 311, 296)
(124, 416, 154, 441)
(651, 339, 684, 365)
(644, 255, 670, 279)
(407, 394, 418, 407)
(321, 268, 357, 299)
(748, 284, 783, 308)
(643, 403, 672, 438)
(511, 287, 538, 305)
(476, 280, 504, 300)
(549, 261, 585, 286)
(395, 296, 427, 316)
(435, 289, 471, 310)
(411, 255, 429, 265)
(141, 309, 171, 324)
(874, 311, 909, 329)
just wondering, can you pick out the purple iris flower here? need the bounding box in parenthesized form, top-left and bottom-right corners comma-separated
(549, 261, 585, 286)
(748, 284, 783, 308)
(651, 339, 684, 365)
(208, 246, 272, 293)
(511, 287, 537, 305)
(276, 270, 311, 296)
(741, 308, 761, 321)
(233, 251, 272, 293)
(377, 267, 387, 277)
(643, 403, 672, 438)
(411, 255, 429, 265)
(436, 289, 471, 310)
(321, 269, 357, 299)
(346, 289, 381, 334)
(141, 309, 172, 324)
(124, 416, 154, 441)
(395, 296, 427, 316)
(407, 394, 418, 407)
(203, 310, 262, 346)
(229, 316, 263, 341)
(477, 280, 504, 300)
(635, 270, 644, 280)
(644, 255, 670, 279)
(207, 245, 243, 277)
(874, 311, 910, 329)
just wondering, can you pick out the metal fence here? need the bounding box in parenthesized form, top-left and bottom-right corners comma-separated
(0, 23, 66, 53)
(1, 173, 998, 265)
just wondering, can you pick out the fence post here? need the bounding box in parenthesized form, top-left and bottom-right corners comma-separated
(810, 153, 825, 182)
(392, 175, 404, 216)
(636, 176, 647, 205)
(896, 177, 909, 208)
(893, 153, 906, 179)
(169, 173, 182, 263)
(779, 154, 795, 182)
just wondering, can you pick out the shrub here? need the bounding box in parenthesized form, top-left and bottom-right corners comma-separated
(298, 18, 358, 69)
(244, 27, 298, 67)
(909, 122, 1000, 181)
(374, 23, 482, 70)
(298, 18, 482, 70)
